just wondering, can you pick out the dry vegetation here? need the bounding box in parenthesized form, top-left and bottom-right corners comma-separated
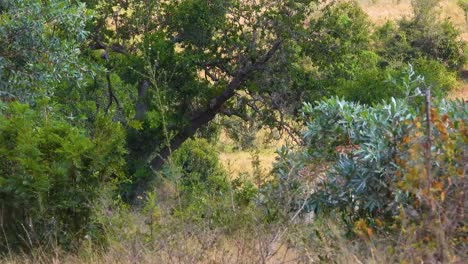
(361, 0, 467, 40)
(360, 0, 468, 99)
(220, 150, 277, 178)
(0, 225, 390, 264)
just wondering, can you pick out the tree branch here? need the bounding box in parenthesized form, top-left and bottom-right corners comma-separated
(131, 40, 283, 201)
(89, 38, 128, 55)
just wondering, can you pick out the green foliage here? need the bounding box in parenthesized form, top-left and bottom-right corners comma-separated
(306, 1, 373, 78)
(170, 138, 227, 191)
(81, 0, 318, 198)
(221, 116, 260, 150)
(302, 97, 413, 222)
(303, 0, 464, 105)
(0, 0, 466, 258)
(332, 54, 403, 104)
(413, 58, 458, 96)
(376, 11, 466, 70)
(0, 103, 126, 251)
(338, 59, 459, 104)
(195, 120, 221, 143)
(306, 2, 411, 104)
(165, 0, 229, 47)
(164, 138, 258, 229)
(275, 87, 466, 237)
(0, 0, 91, 100)
(458, 0, 468, 22)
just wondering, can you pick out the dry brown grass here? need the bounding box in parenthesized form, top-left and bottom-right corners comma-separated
(0, 221, 397, 264)
(359, 0, 413, 25)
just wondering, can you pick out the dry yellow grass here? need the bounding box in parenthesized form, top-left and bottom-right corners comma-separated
(449, 82, 468, 100)
(219, 150, 277, 178)
(359, 0, 468, 41)
(359, 0, 413, 24)
(217, 130, 280, 179)
(359, 0, 468, 101)
(217, 126, 290, 179)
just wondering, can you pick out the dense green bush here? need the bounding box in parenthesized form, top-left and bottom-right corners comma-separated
(0, 0, 91, 100)
(301, 97, 413, 222)
(376, 15, 466, 70)
(413, 58, 458, 96)
(303, 1, 463, 105)
(333, 56, 402, 104)
(0, 102, 126, 251)
(272, 91, 466, 237)
(306, 1, 373, 78)
(305, 1, 394, 105)
(170, 138, 227, 191)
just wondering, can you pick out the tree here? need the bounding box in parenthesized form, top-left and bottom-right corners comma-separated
(0, 0, 91, 101)
(82, 0, 316, 200)
(305, 0, 373, 79)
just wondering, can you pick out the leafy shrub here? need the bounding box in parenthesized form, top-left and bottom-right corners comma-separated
(304, 2, 413, 105)
(413, 58, 458, 96)
(333, 55, 403, 104)
(306, 1, 373, 78)
(376, 14, 466, 70)
(170, 138, 227, 190)
(163, 138, 260, 230)
(0, 103, 126, 252)
(276, 89, 466, 254)
(0, 0, 91, 100)
(394, 101, 467, 262)
(302, 97, 413, 222)
(331, 57, 458, 105)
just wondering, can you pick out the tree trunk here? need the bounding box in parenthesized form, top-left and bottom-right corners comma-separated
(130, 69, 248, 201)
(131, 41, 282, 202)
(135, 80, 149, 120)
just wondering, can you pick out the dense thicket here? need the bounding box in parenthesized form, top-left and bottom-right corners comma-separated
(0, 102, 126, 250)
(0, 0, 466, 255)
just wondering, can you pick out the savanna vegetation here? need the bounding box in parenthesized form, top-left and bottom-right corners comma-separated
(0, 0, 467, 263)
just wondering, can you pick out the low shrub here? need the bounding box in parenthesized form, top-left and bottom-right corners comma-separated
(376, 17, 466, 70)
(170, 138, 227, 191)
(162, 138, 259, 230)
(269, 89, 466, 261)
(0, 102, 126, 252)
